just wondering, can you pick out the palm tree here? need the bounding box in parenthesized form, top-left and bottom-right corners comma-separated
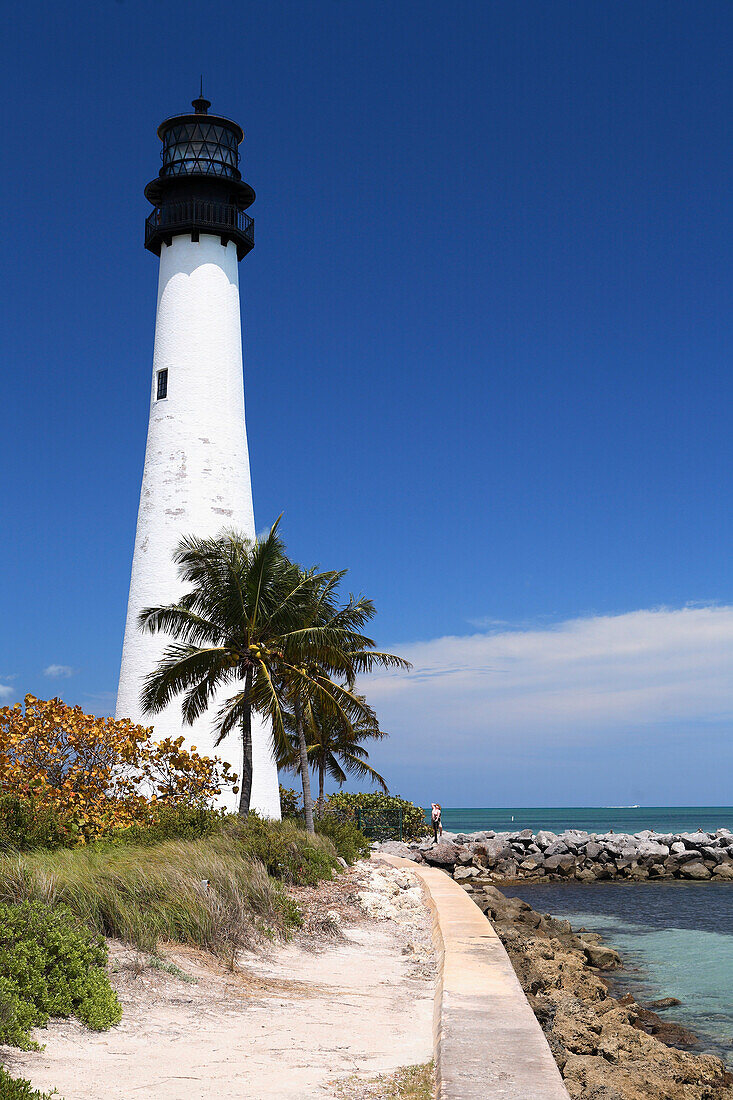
(138, 524, 410, 822)
(278, 569, 409, 831)
(281, 697, 389, 812)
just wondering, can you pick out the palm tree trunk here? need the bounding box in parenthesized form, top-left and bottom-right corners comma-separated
(295, 698, 315, 833)
(238, 669, 253, 817)
(318, 764, 325, 815)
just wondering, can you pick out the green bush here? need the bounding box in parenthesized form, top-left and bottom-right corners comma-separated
(278, 785, 302, 819)
(0, 796, 224, 854)
(324, 792, 429, 840)
(315, 817, 370, 863)
(224, 815, 338, 886)
(0, 797, 69, 852)
(104, 804, 224, 847)
(0, 900, 121, 1049)
(0, 1066, 58, 1099)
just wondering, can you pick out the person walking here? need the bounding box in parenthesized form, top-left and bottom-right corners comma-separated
(431, 802, 442, 844)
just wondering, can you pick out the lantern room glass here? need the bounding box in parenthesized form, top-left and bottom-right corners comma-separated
(161, 121, 240, 180)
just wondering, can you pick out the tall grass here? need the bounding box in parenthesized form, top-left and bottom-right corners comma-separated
(0, 835, 303, 961)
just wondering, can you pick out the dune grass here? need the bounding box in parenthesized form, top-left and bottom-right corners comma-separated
(0, 824, 336, 960)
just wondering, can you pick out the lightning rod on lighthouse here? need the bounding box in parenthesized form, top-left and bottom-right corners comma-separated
(116, 93, 281, 817)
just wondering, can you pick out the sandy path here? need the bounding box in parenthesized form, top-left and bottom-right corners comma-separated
(2, 867, 434, 1100)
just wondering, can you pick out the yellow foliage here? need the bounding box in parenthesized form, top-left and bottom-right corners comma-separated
(0, 696, 237, 842)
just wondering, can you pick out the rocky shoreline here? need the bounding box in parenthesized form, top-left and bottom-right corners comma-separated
(474, 882, 733, 1099)
(375, 838, 733, 1098)
(382, 827, 733, 882)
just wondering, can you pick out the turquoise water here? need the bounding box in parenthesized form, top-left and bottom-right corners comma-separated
(430, 806, 733, 834)
(506, 881, 733, 1065)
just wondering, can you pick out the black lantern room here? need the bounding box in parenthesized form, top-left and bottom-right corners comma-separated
(144, 95, 255, 260)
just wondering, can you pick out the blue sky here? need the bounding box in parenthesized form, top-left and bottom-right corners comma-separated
(2, 1, 732, 805)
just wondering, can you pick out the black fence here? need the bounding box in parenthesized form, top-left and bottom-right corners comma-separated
(354, 805, 404, 841)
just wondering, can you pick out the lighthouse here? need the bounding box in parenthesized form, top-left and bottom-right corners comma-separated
(116, 94, 281, 817)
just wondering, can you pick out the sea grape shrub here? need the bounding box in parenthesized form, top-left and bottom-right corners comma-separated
(0, 696, 236, 844)
(0, 900, 122, 1049)
(0, 795, 68, 852)
(0, 1067, 58, 1100)
(325, 792, 430, 839)
(314, 816, 370, 863)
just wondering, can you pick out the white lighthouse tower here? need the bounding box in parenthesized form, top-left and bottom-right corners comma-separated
(116, 94, 281, 817)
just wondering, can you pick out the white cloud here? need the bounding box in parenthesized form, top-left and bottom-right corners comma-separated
(366, 605, 733, 753)
(0, 684, 12, 700)
(43, 664, 75, 679)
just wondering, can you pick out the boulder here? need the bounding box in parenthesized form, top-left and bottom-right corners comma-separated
(495, 858, 518, 878)
(636, 841, 670, 863)
(583, 841, 602, 860)
(583, 943, 622, 970)
(545, 853, 576, 875)
(453, 865, 480, 881)
(575, 866, 597, 883)
(712, 863, 733, 880)
(374, 841, 414, 860)
(477, 838, 513, 865)
(677, 831, 711, 848)
(535, 830, 557, 849)
(667, 848, 701, 864)
(645, 997, 681, 1010)
(679, 860, 710, 880)
(422, 841, 460, 867)
(544, 839, 570, 857)
(456, 846, 475, 865)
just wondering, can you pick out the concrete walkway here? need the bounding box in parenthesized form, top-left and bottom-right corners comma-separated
(376, 855, 570, 1100)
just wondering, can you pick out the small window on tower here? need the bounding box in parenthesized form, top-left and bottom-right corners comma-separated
(156, 369, 168, 400)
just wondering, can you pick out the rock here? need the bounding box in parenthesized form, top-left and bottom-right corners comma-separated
(476, 837, 512, 864)
(456, 846, 475, 865)
(636, 841, 670, 863)
(535, 830, 557, 849)
(584, 841, 603, 860)
(712, 863, 733, 880)
(679, 861, 710, 880)
(453, 865, 479, 881)
(578, 932, 603, 945)
(519, 856, 544, 872)
(583, 943, 622, 970)
(422, 841, 460, 867)
(575, 866, 598, 883)
(544, 839, 570, 857)
(645, 997, 681, 1010)
(677, 831, 712, 848)
(374, 841, 414, 860)
(545, 853, 576, 875)
(668, 848, 701, 864)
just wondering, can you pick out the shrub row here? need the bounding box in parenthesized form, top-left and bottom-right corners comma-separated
(324, 792, 429, 840)
(0, 796, 223, 854)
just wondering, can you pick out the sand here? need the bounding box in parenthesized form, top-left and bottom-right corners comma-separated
(2, 866, 434, 1100)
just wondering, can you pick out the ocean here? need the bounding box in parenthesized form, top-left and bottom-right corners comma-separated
(429, 806, 733, 835)
(505, 880, 733, 1066)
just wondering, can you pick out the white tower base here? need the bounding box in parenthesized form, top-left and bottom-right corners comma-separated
(117, 233, 280, 818)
